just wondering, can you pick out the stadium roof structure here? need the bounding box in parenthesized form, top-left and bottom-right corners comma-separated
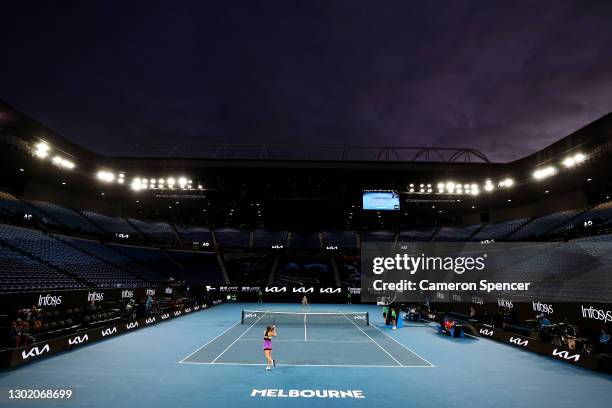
(1, 99, 612, 229)
(122, 143, 492, 163)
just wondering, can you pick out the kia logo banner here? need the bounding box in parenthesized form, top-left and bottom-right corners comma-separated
(475, 324, 598, 370)
(21, 344, 50, 360)
(509, 337, 529, 347)
(68, 335, 89, 346)
(293, 287, 314, 293)
(479, 328, 494, 337)
(265, 287, 287, 293)
(320, 288, 341, 294)
(8, 302, 213, 368)
(101, 327, 117, 337)
(552, 349, 580, 362)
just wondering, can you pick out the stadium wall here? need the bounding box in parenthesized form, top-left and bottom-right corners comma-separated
(0, 301, 218, 369)
(488, 191, 587, 223)
(22, 181, 122, 216)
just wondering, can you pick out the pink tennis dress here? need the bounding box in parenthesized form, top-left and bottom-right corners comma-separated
(263, 334, 272, 350)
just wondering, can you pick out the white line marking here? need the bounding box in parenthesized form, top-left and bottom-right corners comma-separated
(370, 324, 435, 367)
(241, 310, 367, 315)
(178, 321, 240, 363)
(342, 314, 403, 367)
(179, 361, 434, 368)
(211, 313, 266, 363)
(304, 314, 307, 342)
(238, 339, 371, 343)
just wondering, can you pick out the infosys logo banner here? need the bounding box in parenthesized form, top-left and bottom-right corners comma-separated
(497, 298, 513, 308)
(38, 294, 62, 307)
(121, 290, 134, 298)
(87, 291, 104, 302)
(532, 301, 554, 315)
(581, 305, 612, 323)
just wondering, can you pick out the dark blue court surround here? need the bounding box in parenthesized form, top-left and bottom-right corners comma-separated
(0, 303, 610, 408)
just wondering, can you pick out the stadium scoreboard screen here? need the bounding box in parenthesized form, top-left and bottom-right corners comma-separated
(362, 190, 400, 210)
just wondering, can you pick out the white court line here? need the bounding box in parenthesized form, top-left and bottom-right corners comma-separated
(370, 324, 435, 367)
(178, 321, 241, 363)
(238, 338, 371, 343)
(210, 313, 266, 363)
(304, 314, 307, 342)
(342, 314, 403, 367)
(179, 361, 433, 368)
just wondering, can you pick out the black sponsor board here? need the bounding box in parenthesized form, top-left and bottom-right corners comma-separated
(474, 323, 603, 372)
(0, 284, 193, 312)
(432, 301, 612, 340)
(3, 302, 210, 368)
(210, 286, 357, 303)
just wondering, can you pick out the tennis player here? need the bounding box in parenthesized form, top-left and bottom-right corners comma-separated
(301, 296, 309, 307)
(263, 325, 277, 371)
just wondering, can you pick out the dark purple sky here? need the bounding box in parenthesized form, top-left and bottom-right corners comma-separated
(1, 0, 612, 162)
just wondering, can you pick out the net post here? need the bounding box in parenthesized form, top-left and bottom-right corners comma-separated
(241, 310, 244, 324)
(366, 312, 369, 326)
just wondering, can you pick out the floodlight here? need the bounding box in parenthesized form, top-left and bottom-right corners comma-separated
(97, 170, 115, 182)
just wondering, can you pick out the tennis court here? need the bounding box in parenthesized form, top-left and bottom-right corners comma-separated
(0, 302, 611, 408)
(179, 310, 433, 367)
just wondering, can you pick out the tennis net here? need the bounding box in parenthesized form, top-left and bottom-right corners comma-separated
(241, 310, 369, 326)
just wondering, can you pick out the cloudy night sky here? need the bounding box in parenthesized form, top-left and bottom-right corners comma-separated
(1, 0, 612, 162)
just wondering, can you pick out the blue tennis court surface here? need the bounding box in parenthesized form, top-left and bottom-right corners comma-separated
(179, 310, 433, 367)
(0, 303, 610, 408)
